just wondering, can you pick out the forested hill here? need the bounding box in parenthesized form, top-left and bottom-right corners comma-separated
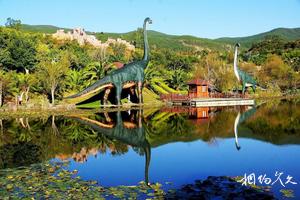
(19, 24, 300, 51)
(216, 28, 300, 48)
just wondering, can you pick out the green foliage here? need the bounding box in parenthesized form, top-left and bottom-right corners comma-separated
(283, 47, 300, 72)
(247, 35, 286, 65)
(193, 52, 236, 92)
(168, 69, 189, 90)
(256, 54, 298, 90)
(0, 27, 37, 72)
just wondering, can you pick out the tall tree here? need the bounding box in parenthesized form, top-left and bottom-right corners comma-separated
(37, 50, 70, 105)
(5, 18, 21, 30)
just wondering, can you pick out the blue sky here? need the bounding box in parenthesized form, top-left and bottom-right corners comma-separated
(0, 0, 299, 39)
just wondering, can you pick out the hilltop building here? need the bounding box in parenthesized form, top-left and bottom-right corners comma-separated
(53, 27, 135, 51)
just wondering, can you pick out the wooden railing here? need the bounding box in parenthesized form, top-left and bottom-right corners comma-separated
(160, 93, 191, 101)
(160, 93, 247, 101)
(209, 93, 247, 98)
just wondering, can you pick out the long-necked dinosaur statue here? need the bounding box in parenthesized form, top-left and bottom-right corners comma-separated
(65, 17, 152, 106)
(233, 43, 257, 94)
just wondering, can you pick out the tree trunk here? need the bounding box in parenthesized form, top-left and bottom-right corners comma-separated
(0, 119, 3, 135)
(19, 92, 24, 105)
(25, 69, 30, 104)
(25, 118, 31, 131)
(15, 95, 18, 109)
(25, 86, 30, 104)
(51, 86, 55, 106)
(0, 81, 2, 107)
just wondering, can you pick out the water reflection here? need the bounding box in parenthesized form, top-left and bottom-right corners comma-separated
(234, 106, 257, 150)
(0, 100, 300, 193)
(68, 110, 151, 184)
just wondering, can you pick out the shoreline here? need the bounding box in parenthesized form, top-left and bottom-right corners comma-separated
(0, 95, 299, 118)
(0, 102, 165, 119)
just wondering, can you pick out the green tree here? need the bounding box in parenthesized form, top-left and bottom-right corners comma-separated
(37, 50, 70, 105)
(0, 28, 37, 72)
(133, 28, 143, 48)
(5, 18, 21, 30)
(258, 54, 295, 90)
(0, 70, 9, 107)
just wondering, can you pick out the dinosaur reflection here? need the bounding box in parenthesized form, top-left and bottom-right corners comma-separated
(234, 106, 257, 150)
(69, 110, 151, 184)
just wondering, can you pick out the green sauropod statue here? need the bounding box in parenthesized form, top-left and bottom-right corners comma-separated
(66, 17, 152, 106)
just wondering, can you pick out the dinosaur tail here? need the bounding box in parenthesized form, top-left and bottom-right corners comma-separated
(65, 76, 110, 99)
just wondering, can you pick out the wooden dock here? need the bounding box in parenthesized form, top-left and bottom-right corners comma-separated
(172, 98, 255, 107)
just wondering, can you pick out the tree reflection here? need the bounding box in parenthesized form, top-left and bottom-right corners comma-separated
(0, 99, 299, 170)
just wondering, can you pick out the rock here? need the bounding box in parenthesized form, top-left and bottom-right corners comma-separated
(165, 176, 276, 200)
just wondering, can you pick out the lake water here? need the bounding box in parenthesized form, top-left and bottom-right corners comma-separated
(1, 99, 300, 198)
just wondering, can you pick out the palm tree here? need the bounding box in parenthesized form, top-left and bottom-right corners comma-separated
(169, 69, 188, 90)
(83, 62, 116, 87)
(65, 69, 88, 92)
(14, 72, 37, 105)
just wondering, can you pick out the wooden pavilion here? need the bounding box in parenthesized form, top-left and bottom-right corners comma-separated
(187, 79, 210, 98)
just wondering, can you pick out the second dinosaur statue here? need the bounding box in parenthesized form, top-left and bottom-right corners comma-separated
(233, 43, 257, 94)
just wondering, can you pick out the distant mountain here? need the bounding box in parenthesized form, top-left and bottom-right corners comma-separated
(19, 24, 300, 51)
(216, 28, 300, 48)
(20, 24, 69, 34)
(95, 30, 227, 51)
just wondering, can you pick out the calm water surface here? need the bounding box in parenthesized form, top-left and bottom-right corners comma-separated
(1, 99, 300, 198)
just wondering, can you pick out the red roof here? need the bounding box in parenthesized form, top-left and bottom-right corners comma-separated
(187, 79, 209, 85)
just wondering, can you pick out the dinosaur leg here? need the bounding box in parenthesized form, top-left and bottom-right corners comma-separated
(138, 108, 142, 128)
(138, 81, 143, 104)
(103, 88, 111, 105)
(242, 82, 246, 95)
(252, 85, 256, 93)
(115, 85, 122, 106)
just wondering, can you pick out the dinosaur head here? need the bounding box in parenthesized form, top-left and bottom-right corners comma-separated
(144, 17, 152, 24)
(235, 43, 240, 48)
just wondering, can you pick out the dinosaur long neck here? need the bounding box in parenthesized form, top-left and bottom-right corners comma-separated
(142, 21, 149, 62)
(234, 112, 241, 149)
(144, 143, 151, 185)
(234, 46, 240, 81)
